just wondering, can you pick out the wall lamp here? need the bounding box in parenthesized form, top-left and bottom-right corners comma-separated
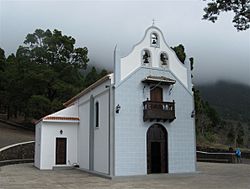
(191, 110, 195, 118)
(116, 104, 121, 114)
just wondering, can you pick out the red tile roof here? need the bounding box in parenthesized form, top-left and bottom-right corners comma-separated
(44, 116, 80, 121)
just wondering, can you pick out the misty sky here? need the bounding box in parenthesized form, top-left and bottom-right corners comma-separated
(0, 0, 250, 85)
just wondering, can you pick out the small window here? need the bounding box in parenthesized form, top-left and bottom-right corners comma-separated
(151, 33, 159, 47)
(142, 49, 151, 65)
(95, 102, 99, 128)
(160, 52, 168, 67)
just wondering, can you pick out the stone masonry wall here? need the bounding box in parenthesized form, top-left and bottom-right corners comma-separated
(0, 142, 34, 166)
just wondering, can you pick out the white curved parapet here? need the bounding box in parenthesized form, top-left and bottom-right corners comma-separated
(118, 26, 188, 88)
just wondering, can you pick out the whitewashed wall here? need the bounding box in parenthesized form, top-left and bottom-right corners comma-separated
(78, 101, 90, 169)
(77, 79, 112, 174)
(34, 122, 42, 169)
(114, 68, 196, 176)
(113, 26, 195, 176)
(94, 91, 110, 174)
(39, 122, 78, 170)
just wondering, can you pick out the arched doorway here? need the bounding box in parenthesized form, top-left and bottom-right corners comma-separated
(147, 124, 168, 174)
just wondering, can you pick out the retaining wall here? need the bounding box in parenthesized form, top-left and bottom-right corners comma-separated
(0, 141, 35, 166)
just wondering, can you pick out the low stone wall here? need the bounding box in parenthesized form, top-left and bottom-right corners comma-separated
(197, 151, 235, 163)
(196, 146, 250, 163)
(0, 141, 35, 166)
(197, 146, 250, 159)
(242, 152, 250, 159)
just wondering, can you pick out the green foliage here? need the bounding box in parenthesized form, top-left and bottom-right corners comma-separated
(27, 95, 51, 119)
(197, 82, 250, 148)
(84, 67, 108, 88)
(171, 44, 186, 63)
(204, 101, 220, 126)
(204, 132, 216, 143)
(0, 48, 5, 68)
(203, 0, 250, 31)
(51, 99, 64, 113)
(226, 122, 245, 147)
(236, 122, 245, 146)
(20, 29, 89, 69)
(0, 48, 6, 113)
(198, 81, 250, 122)
(0, 48, 6, 82)
(227, 126, 235, 144)
(84, 67, 99, 87)
(194, 88, 218, 138)
(0, 29, 108, 124)
(189, 57, 194, 71)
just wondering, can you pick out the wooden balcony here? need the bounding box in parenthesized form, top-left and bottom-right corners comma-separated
(143, 100, 176, 122)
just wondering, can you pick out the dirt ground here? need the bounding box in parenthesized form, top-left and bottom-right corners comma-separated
(0, 122, 34, 148)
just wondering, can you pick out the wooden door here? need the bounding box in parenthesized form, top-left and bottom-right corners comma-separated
(150, 87, 163, 102)
(150, 87, 163, 109)
(56, 138, 67, 165)
(147, 124, 168, 174)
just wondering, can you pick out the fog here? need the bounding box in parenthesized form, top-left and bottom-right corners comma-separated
(1, 0, 250, 85)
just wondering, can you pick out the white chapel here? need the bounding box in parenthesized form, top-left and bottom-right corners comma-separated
(35, 25, 196, 177)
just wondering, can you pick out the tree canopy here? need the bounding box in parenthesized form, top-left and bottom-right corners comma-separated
(0, 48, 5, 71)
(171, 44, 186, 63)
(19, 29, 89, 69)
(0, 29, 107, 123)
(203, 0, 250, 31)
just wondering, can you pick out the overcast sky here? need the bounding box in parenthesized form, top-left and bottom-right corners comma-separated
(1, 0, 250, 86)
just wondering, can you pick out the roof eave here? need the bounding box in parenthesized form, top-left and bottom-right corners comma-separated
(142, 76, 176, 85)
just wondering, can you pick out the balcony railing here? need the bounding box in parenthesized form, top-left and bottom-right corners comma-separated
(143, 100, 175, 122)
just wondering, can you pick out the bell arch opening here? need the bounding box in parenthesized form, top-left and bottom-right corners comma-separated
(142, 49, 151, 66)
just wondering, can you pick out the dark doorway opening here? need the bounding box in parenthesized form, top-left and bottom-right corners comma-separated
(147, 124, 168, 174)
(151, 142, 161, 173)
(56, 138, 67, 165)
